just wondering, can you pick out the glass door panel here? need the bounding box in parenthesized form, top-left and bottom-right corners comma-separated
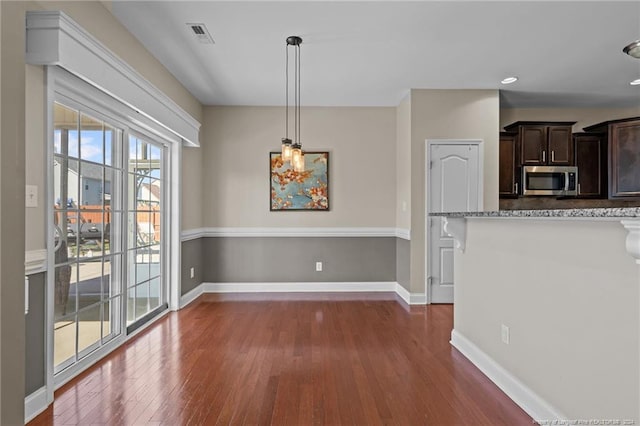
(53, 102, 123, 374)
(126, 135, 165, 329)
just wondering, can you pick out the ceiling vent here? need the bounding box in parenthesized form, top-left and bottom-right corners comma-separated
(186, 23, 214, 44)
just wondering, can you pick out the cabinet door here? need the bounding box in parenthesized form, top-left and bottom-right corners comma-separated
(499, 133, 519, 197)
(520, 126, 546, 165)
(548, 126, 573, 165)
(574, 135, 605, 198)
(609, 120, 640, 198)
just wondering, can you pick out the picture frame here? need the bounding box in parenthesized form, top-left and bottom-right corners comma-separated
(270, 151, 329, 211)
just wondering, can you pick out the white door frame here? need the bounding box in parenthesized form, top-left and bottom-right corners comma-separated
(424, 139, 484, 303)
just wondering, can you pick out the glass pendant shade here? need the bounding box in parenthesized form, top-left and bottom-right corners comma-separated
(294, 152, 304, 172)
(281, 138, 292, 162)
(291, 144, 304, 172)
(293, 151, 305, 172)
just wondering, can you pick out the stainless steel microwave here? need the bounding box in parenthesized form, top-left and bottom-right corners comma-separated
(522, 166, 578, 196)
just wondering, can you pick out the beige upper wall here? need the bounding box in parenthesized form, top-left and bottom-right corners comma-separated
(201, 106, 396, 228)
(18, 0, 204, 250)
(500, 107, 640, 133)
(182, 146, 203, 230)
(395, 94, 411, 231)
(409, 89, 500, 294)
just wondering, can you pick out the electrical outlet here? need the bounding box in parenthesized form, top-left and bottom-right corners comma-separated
(315, 261, 323, 272)
(190, 267, 195, 279)
(501, 324, 510, 345)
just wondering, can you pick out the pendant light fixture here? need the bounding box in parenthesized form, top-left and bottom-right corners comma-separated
(280, 36, 304, 172)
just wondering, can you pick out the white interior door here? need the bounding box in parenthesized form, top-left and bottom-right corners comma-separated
(428, 142, 481, 303)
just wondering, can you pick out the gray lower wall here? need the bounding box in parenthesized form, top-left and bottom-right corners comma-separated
(396, 238, 410, 291)
(181, 238, 204, 296)
(202, 237, 396, 283)
(26, 272, 45, 395)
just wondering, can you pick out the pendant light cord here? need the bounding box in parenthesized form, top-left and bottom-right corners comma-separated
(297, 43, 301, 145)
(294, 43, 298, 145)
(285, 43, 289, 139)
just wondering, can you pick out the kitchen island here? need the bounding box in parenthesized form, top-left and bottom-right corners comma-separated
(430, 208, 640, 424)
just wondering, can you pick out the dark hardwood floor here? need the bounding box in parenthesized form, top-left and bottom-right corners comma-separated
(29, 293, 531, 425)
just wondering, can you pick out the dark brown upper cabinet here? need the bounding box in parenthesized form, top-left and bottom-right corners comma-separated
(504, 121, 576, 166)
(499, 132, 519, 198)
(573, 133, 606, 198)
(584, 117, 640, 199)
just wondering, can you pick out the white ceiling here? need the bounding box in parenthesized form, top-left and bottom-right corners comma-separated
(111, 1, 640, 108)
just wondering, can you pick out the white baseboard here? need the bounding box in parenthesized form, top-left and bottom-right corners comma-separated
(180, 283, 204, 308)
(394, 284, 427, 305)
(450, 329, 566, 423)
(25, 386, 49, 423)
(201, 281, 397, 293)
(179, 282, 428, 306)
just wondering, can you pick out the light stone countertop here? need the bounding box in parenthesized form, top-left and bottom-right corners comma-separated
(429, 207, 640, 218)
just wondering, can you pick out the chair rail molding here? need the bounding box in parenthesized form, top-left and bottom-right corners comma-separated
(181, 227, 408, 240)
(25, 249, 47, 275)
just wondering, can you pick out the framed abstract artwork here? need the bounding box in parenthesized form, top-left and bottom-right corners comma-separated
(270, 151, 329, 211)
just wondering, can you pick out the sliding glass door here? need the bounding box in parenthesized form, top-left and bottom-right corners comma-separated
(52, 103, 168, 376)
(126, 135, 166, 330)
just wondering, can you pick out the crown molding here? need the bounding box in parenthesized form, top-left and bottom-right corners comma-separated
(26, 11, 200, 147)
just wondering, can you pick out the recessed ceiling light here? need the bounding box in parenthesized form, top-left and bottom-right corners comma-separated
(623, 40, 640, 58)
(630, 78, 640, 86)
(501, 76, 518, 85)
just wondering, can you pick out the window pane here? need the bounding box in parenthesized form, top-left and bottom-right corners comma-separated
(80, 113, 104, 164)
(149, 175, 161, 211)
(105, 125, 114, 167)
(54, 156, 80, 213)
(103, 256, 121, 299)
(54, 314, 76, 368)
(54, 264, 75, 319)
(136, 217, 154, 248)
(103, 296, 121, 342)
(77, 260, 102, 310)
(79, 161, 104, 207)
(54, 103, 79, 157)
(135, 248, 152, 285)
(135, 283, 150, 320)
(137, 176, 153, 210)
(149, 144, 161, 161)
(104, 167, 117, 210)
(149, 278, 161, 311)
(78, 304, 101, 355)
(149, 244, 161, 280)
